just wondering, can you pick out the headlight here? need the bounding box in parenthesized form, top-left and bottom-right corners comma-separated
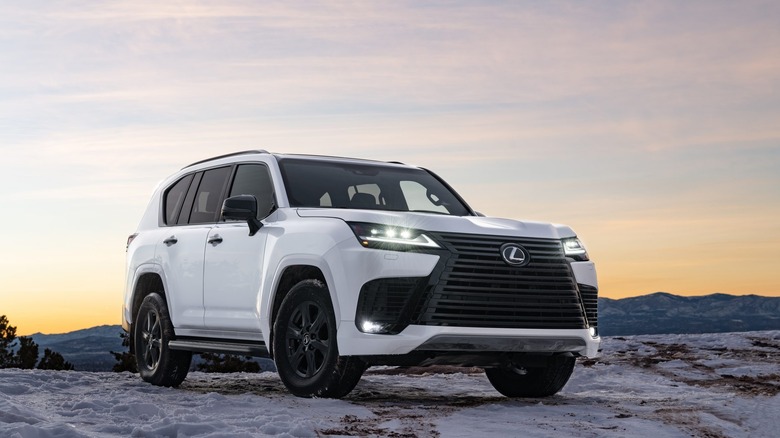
(347, 222, 440, 249)
(563, 237, 589, 261)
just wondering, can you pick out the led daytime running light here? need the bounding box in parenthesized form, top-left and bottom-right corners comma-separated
(563, 237, 589, 260)
(348, 222, 440, 248)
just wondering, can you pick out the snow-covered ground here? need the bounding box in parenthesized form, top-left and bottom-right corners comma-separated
(2, 331, 778, 437)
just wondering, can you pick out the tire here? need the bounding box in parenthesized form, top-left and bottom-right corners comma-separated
(273, 280, 366, 398)
(134, 293, 192, 387)
(485, 355, 576, 398)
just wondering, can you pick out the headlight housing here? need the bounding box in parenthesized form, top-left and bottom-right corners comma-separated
(347, 222, 439, 250)
(563, 237, 589, 261)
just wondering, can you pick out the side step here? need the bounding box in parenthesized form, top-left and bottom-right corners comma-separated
(168, 338, 269, 357)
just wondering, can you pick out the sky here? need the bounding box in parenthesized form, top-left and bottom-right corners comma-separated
(1, 1, 779, 335)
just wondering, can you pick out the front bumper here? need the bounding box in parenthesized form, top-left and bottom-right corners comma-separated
(338, 324, 600, 358)
(334, 231, 600, 358)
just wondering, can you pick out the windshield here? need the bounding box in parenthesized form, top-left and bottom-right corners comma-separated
(278, 158, 472, 216)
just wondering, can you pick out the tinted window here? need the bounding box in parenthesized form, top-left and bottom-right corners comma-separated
(228, 164, 275, 219)
(188, 167, 231, 224)
(163, 174, 193, 225)
(278, 159, 471, 216)
(177, 172, 202, 225)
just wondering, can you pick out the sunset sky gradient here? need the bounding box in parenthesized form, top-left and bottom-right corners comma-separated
(1, 1, 778, 335)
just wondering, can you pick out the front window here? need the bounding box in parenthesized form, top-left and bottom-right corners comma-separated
(278, 158, 472, 216)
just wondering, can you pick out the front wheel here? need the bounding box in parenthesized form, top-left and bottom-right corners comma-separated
(134, 293, 192, 387)
(273, 280, 366, 398)
(485, 355, 576, 398)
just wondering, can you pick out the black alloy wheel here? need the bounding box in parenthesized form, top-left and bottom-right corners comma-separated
(139, 305, 163, 372)
(134, 293, 192, 387)
(286, 300, 330, 379)
(273, 280, 367, 398)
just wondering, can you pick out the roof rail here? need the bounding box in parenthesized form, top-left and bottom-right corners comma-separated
(182, 150, 269, 169)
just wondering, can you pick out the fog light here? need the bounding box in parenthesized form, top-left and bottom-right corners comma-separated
(361, 321, 385, 334)
(359, 320, 396, 334)
(589, 327, 598, 337)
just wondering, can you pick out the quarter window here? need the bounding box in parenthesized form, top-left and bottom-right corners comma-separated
(163, 174, 193, 225)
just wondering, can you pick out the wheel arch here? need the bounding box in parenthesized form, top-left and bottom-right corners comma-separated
(268, 264, 328, 357)
(128, 270, 168, 352)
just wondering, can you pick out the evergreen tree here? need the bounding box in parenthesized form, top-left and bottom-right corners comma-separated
(37, 348, 74, 371)
(111, 331, 137, 373)
(0, 315, 17, 367)
(197, 353, 261, 373)
(15, 336, 39, 369)
(0, 315, 73, 371)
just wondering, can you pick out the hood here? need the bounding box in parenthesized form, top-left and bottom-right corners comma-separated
(295, 208, 576, 240)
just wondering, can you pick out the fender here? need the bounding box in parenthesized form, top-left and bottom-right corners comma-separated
(124, 262, 168, 328)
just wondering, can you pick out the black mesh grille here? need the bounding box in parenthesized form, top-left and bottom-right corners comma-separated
(578, 283, 598, 328)
(411, 233, 588, 329)
(356, 277, 427, 333)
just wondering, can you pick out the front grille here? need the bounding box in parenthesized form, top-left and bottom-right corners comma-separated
(411, 233, 588, 329)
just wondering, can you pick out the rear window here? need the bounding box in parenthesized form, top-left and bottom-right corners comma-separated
(278, 159, 471, 216)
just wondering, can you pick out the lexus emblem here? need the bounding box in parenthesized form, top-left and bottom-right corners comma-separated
(500, 243, 531, 267)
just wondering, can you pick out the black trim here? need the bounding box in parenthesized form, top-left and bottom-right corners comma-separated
(416, 334, 586, 352)
(168, 337, 269, 357)
(578, 283, 598, 329)
(360, 351, 574, 368)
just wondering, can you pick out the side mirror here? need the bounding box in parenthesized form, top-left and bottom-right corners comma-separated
(222, 195, 262, 236)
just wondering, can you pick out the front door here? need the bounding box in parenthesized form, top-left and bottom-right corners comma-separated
(203, 223, 268, 331)
(202, 163, 276, 332)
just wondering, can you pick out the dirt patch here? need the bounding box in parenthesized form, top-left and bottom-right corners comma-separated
(318, 412, 437, 438)
(687, 373, 780, 397)
(749, 337, 780, 350)
(179, 373, 289, 396)
(653, 408, 731, 438)
(602, 338, 780, 397)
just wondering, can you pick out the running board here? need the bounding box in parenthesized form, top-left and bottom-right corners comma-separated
(168, 338, 269, 357)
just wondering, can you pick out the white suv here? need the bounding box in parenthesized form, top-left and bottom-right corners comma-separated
(124, 150, 599, 398)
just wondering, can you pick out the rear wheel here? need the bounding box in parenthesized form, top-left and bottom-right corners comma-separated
(485, 355, 576, 398)
(273, 280, 366, 398)
(134, 293, 191, 387)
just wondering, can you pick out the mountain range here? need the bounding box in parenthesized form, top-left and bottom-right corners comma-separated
(28, 292, 780, 371)
(599, 292, 780, 336)
(30, 324, 124, 372)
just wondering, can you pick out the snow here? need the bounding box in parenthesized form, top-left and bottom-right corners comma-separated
(1, 331, 779, 437)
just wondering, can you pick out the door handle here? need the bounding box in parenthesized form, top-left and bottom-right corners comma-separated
(208, 235, 223, 245)
(163, 236, 178, 246)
